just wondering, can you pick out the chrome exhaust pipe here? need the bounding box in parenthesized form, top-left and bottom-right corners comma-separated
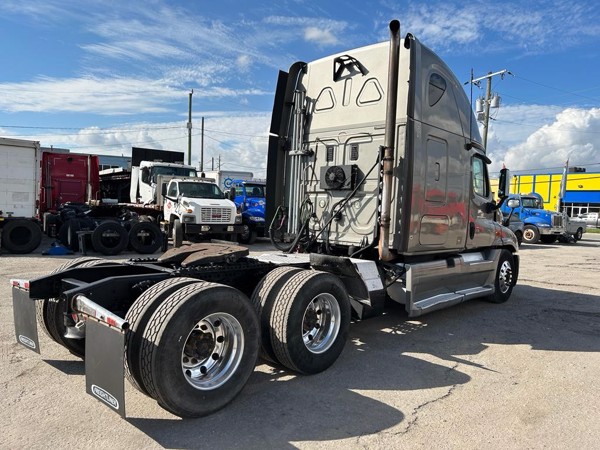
(378, 19, 401, 262)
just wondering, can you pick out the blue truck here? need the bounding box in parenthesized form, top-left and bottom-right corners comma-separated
(500, 193, 585, 244)
(228, 179, 266, 244)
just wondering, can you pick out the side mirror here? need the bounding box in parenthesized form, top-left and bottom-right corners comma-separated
(502, 197, 520, 226)
(506, 198, 520, 209)
(498, 168, 510, 199)
(161, 184, 167, 196)
(229, 187, 236, 200)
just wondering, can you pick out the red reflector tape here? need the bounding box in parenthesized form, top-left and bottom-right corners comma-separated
(10, 279, 30, 289)
(106, 317, 117, 327)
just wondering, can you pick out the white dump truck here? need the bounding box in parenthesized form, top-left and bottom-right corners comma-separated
(12, 20, 518, 419)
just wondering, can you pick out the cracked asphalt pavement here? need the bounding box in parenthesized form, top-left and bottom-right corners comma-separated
(1, 235, 599, 449)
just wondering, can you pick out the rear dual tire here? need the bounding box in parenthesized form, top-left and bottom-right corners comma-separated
(124, 277, 199, 394)
(252, 269, 351, 375)
(138, 282, 259, 417)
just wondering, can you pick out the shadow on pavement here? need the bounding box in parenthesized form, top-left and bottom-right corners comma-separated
(124, 282, 600, 448)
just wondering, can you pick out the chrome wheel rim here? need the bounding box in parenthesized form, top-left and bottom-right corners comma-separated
(498, 260, 513, 294)
(181, 313, 244, 391)
(302, 293, 341, 354)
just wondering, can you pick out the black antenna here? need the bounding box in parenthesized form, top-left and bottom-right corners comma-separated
(468, 68, 474, 144)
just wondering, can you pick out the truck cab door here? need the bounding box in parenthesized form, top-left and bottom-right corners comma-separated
(466, 154, 496, 249)
(164, 181, 178, 217)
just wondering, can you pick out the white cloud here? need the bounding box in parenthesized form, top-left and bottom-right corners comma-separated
(263, 15, 348, 47)
(1, 112, 272, 177)
(236, 54, 252, 72)
(81, 40, 187, 61)
(400, 1, 600, 54)
(493, 107, 600, 173)
(304, 27, 338, 46)
(0, 75, 270, 115)
(405, 5, 480, 48)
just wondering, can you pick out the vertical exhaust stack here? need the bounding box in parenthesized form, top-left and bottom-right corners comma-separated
(378, 19, 401, 262)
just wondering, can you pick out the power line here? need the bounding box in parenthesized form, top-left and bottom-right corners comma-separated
(203, 127, 268, 138)
(512, 74, 600, 103)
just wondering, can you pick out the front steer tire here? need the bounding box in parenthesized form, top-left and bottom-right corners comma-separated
(522, 225, 540, 244)
(172, 219, 183, 248)
(486, 250, 516, 304)
(139, 282, 259, 418)
(238, 224, 257, 245)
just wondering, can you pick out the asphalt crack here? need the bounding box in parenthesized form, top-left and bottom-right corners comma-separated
(397, 363, 460, 436)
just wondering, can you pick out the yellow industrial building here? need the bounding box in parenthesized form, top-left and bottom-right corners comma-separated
(493, 171, 600, 216)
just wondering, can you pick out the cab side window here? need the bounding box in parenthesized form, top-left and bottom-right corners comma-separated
(472, 157, 489, 198)
(167, 182, 178, 197)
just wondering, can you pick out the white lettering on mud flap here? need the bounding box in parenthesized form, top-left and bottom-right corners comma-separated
(91, 384, 119, 410)
(18, 335, 36, 350)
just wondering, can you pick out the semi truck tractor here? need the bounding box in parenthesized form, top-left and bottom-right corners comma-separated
(12, 20, 519, 419)
(500, 193, 586, 244)
(227, 179, 266, 244)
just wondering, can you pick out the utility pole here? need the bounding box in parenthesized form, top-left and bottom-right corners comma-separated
(200, 116, 205, 175)
(467, 69, 511, 149)
(187, 90, 193, 166)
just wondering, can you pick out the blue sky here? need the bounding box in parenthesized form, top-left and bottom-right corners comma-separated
(0, 0, 599, 177)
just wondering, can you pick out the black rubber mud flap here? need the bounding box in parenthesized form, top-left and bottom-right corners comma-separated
(12, 286, 40, 354)
(85, 319, 126, 417)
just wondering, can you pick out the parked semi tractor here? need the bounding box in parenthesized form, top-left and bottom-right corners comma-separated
(228, 179, 266, 244)
(0, 137, 44, 254)
(201, 171, 266, 244)
(499, 193, 585, 244)
(12, 20, 519, 419)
